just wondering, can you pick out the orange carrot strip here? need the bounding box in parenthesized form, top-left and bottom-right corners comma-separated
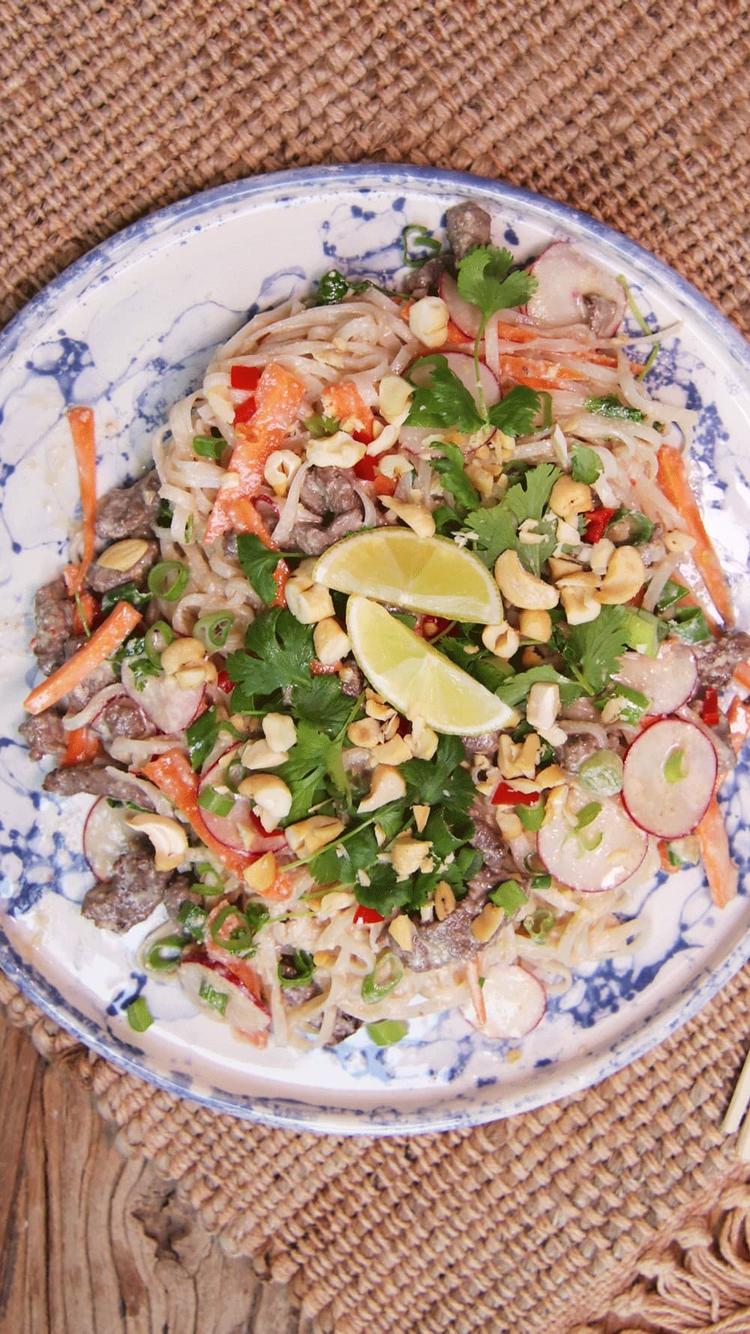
(728, 696, 750, 754)
(61, 727, 101, 766)
(66, 407, 97, 594)
(500, 355, 589, 385)
(142, 748, 257, 877)
(272, 558, 290, 608)
(24, 601, 142, 716)
(696, 795, 738, 908)
(733, 662, 750, 693)
(321, 381, 375, 436)
(495, 322, 539, 344)
(657, 446, 734, 627)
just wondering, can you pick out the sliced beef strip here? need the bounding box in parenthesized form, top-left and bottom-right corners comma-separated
(340, 662, 365, 698)
(471, 799, 519, 875)
(95, 470, 161, 543)
(162, 874, 199, 919)
(404, 256, 449, 300)
(462, 730, 500, 756)
(287, 511, 363, 556)
(43, 761, 155, 807)
(285, 467, 369, 555)
(397, 900, 481, 972)
(86, 540, 159, 593)
(329, 1011, 362, 1044)
(19, 713, 68, 761)
(582, 295, 620, 337)
(695, 631, 750, 692)
(558, 734, 598, 773)
(92, 695, 151, 741)
(82, 849, 174, 932)
(31, 578, 76, 674)
(445, 202, 492, 260)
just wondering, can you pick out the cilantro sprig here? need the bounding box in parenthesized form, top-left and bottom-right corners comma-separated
(466, 462, 560, 575)
(404, 355, 540, 441)
(457, 246, 538, 413)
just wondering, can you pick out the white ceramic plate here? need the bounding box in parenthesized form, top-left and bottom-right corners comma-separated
(1, 165, 750, 1135)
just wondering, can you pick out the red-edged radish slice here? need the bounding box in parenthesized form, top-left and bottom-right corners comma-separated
(121, 662, 205, 735)
(463, 963, 546, 1039)
(622, 718, 717, 839)
(179, 948, 270, 1037)
(198, 744, 287, 855)
(443, 352, 501, 407)
(615, 641, 697, 716)
(538, 788, 648, 892)
(83, 797, 135, 880)
(526, 242, 626, 336)
(439, 272, 482, 338)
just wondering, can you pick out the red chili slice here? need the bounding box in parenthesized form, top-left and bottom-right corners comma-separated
(701, 686, 720, 727)
(233, 395, 258, 424)
(491, 781, 541, 807)
(230, 365, 262, 392)
(583, 506, 617, 545)
(354, 905, 384, 924)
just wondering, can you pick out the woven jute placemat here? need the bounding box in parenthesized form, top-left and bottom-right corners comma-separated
(3, 2, 750, 1330)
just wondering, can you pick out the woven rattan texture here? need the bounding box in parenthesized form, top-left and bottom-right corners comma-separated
(2, 1, 750, 1330)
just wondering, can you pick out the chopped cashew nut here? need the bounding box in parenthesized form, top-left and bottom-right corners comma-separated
(471, 904, 504, 944)
(596, 545, 645, 605)
(391, 834, 433, 880)
(365, 691, 396, 721)
(285, 579, 335, 624)
(494, 550, 560, 610)
(371, 735, 412, 766)
(262, 713, 297, 754)
(284, 815, 345, 856)
(97, 538, 150, 572)
(241, 739, 289, 769)
(127, 813, 188, 872)
(243, 852, 278, 892)
(306, 430, 366, 469)
(410, 717, 439, 760)
(589, 538, 615, 576)
(378, 452, 414, 481)
(412, 803, 430, 832)
(498, 733, 540, 779)
(549, 476, 593, 520)
(378, 375, 414, 423)
(519, 609, 552, 642)
(388, 914, 414, 950)
(434, 881, 456, 920)
(358, 764, 407, 813)
(561, 587, 602, 625)
(482, 622, 519, 659)
(161, 637, 206, 675)
(548, 557, 582, 581)
(263, 450, 302, 496)
(237, 774, 292, 830)
(408, 296, 449, 349)
(348, 718, 383, 748)
(664, 529, 695, 554)
(313, 617, 351, 666)
(381, 497, 436, 538)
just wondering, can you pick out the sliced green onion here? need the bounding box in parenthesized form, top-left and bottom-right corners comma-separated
(148, 560, 189, 602)
(304, 413, 340, 438)
(517, 798, 546, 832)
(578, 749, 624, 797)
(126, 996, 153, 1032)
(209, 904, 257, 956)
(489, 879, 528, 914)
(198, 786, 235, 817)
(156, 498, 174, 527)
(177, 901, 207, 941)
(664, 748, 687, 785)
(531, 873, 552, 890)
(101, 581, 152, 615)
(145, 934, 185, 973)
(361, 950, 403, 1004)
(666, 835, 700, 868)
(605, 684, 650, 725)
(366, 1019, 408, 1047)
(194, 610, 235, 651)
(192, 434, 225, 460)
(144, 620, 175, 668)
(540, 391, 553, 430)
(575, 802, 601, 830)
(278, 949, 315, 989)
(655, 579, 689, 612)
(579, 828, 603, 852)
(190, 881, 224, 896)
(401, 223, 441, 268)
(198, 979, 229, 1015)
(523, 909, 556, 943)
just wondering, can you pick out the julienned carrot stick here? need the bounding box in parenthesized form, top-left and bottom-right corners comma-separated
(66, 407, 97, 594)
(696, 795, 738, 908)
(61, 726, 101, 767)
(23, 601, 142, 716)
(142, 748, 255, 877)
(733, 662, 750, 693)
(321, 380, 374, 436)
(657, 446, 734, 627)
(727, 696, 750, 755)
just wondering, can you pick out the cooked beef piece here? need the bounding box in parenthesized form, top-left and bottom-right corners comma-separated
(340, 661, 364, 697)
(582, 294, 621, 336)
(19, 712, 68, 761)
(445, 202, 491, 260)
(287, 510, 363, 556)
(61, 658, 116, 712)
(282, 980, 320, 1008)
(95, 470, 161, 542)
(92, 695, 151, 741)
(285, 466, 369, 555)
(31, 578, 76, 673)
(397, 900, 481, 971)
(462, 730, 500, 756)
(559, 734, 598, 772)
(86, 540, 159, 593)
(561, 697, 600, 721)
(695, 631, 750, 692)
(405, 256, 449, 300)
(162, 875, 200, 919)
(329, 1011, 362, 1043)
(82, 849, 172, 932)
(471, 799, 519, 874)
(43, 761, 153, 806)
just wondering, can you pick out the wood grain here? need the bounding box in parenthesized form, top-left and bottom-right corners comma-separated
(0, 1012, 301, 1333)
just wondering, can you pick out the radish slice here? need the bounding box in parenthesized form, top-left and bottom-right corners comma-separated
(537, 787, 648, 892)
(526, 243, 626, 336)
(83, 797, 135, 880)
(180, 948, 270, 1037)
(622, 718, 717, 838)
(615, 641, 697, 716)
(198, 744, 287, 855)
(439, 272, 482, 338)
(462, 963, 546, 1039)
(443, 352, 501, 407)
(121, 662, 205, 734)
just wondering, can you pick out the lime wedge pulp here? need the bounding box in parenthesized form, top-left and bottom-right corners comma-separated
(345, 596, 514, 736)
(313, 528, 502, 624)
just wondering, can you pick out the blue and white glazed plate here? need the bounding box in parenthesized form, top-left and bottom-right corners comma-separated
(1, 165, 749, 1135)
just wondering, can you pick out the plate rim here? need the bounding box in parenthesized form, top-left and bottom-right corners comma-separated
(2, 161, 750, 1136)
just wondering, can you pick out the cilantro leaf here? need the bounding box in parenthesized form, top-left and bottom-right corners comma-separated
(236, 534, 281, 605)
(487, 386, 540, 437)
(465, 504, 517, 566)
(570, 444, 603, 485)
(457, 247, 538, 321)
(503, 463, 560, 525)
(293, 674, 354, 736)
(560, 605, 630, 694)
(405, 355, 484, 432)
(584, 394, 644, 422)
(316, 270, 351, 304)
(440, 634, 514, 691)
(433, 443, 480, 512)
(310, 801, 406, 888)
(608, 508, 655, 545)
(402, 734, 474, 815)
(354, 863, 424, 917)
(185, 707, 242, 772)
(226, 609, 313, 701)
(496, 665, 583, 709)
(275, 719, 347, 822)
(466, 463, 560, 572)
(305, 413, 340, 438)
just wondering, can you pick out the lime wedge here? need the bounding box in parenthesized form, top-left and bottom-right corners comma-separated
(313, 528, 502, 623)
(346, 596, 515, 736)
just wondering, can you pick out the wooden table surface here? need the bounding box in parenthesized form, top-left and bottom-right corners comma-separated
(0, 1010, 302, 1333)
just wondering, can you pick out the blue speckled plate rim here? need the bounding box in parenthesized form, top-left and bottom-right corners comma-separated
(1, 162, 749, 1138)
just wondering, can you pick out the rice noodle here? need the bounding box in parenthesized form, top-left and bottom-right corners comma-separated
(272, 461, 313, 544)
(63, 684, 128, 730)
